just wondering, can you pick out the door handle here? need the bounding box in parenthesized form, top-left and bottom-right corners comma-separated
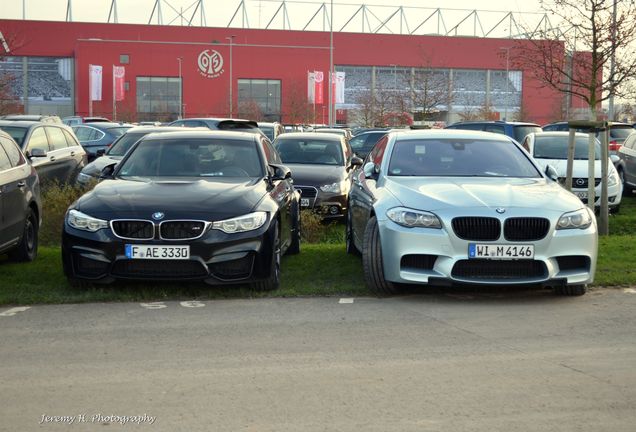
(70, 151, 76, 156)
(17, 181, 26, 188)
(49, 156, 56, 161)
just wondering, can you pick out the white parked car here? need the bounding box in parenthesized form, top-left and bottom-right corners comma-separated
(522, 132, 622, 213)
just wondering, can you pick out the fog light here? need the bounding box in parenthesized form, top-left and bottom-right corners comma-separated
(329, 205, 340, 215)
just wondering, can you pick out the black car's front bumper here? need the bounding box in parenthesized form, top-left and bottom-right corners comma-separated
(62, 219, 277, 285)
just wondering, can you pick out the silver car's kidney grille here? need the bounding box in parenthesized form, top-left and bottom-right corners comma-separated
(160, 221, 207, 240)
(451, 217, 501, 241)
(111, 220, 154, 240)
(560, 177, 601, 188)
(452, 260, 547, 280)
(504, 218, 550, 241)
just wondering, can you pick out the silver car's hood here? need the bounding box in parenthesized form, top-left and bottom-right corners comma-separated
(384, 176, 583, 212)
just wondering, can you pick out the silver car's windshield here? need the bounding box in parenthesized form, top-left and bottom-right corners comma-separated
(388, 138, 541, 177)
(533, 136, 601, 160)
(118, 138, 264, 178)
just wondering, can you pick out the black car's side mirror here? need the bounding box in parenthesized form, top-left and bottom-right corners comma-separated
(351, 156, 363, 167)
(28, 148, 47, 158)
(363, 162, 379, 179)
(544, 164, 559, 182)
(96, 149, 106, 157)
(610, 154, 620, 165)
(100, 163, 117, 180)
(269, 164, 292, 181)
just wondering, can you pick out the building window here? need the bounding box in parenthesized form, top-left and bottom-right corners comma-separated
(136, 76, 181, 121)
(120, 54, 129, 64)
(237, 79, 281, 121)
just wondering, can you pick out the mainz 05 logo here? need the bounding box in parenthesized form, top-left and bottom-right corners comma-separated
(197, 49, 224, 78)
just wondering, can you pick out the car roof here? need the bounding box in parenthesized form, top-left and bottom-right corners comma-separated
(389, 129, 516, 141)
(531, 131, 591, 139)
(140, 130, 262, 141)
(124, 126, 206, 134)
(0, 120, 68, 129)
(274, 132, 343, 141)
(543, 121, 633, 127)
(75, 122, 133, 130)
(449, 120, 540, 127)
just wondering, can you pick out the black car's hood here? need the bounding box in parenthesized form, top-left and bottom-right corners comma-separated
(285, 164, 346, 186)
(81, 155, 123, 176)
(76, 177, 267, 219)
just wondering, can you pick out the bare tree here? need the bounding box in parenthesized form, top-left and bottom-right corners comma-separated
(0, 31, 26, 115)
(238, 99, 264, 121)
(512, 0, 636, 119)
(284, 79, 313, 124)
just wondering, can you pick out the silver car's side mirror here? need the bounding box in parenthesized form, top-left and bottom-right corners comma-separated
(544, 164, 559, 182)
(363, 162, 379, 179)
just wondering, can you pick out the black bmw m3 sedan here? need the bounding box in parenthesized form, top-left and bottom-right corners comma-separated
(62, 130, 301, 290)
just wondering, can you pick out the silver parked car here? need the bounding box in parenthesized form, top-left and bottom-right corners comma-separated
(347, 130, 598, 296)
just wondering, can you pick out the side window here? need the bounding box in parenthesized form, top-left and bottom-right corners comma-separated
(349, 134, 368, 152)
(0, 144, 12, 171)
(73, 126, 91, 141)
(263, 140, 282, 164)
(484, 124, 506, 135)
(88, 128, 104, 141)
(45, 127, 69, 150)
(521, 137, 531, 152)
(368, 135, 389, 167)
(62, 129, 80, 147)
(27, 127, 50, 152)
(0, 137, 25, 167)
(623, 134, 636, 150)
(184, 120, 204, 127)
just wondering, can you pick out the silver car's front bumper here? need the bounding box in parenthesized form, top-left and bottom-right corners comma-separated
(378, 209, 597, 287)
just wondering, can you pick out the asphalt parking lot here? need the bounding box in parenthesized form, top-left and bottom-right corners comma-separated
(2, 287, 636, 431)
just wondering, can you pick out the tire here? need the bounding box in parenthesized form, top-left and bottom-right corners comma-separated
(252, 222, 281, 291)
(362, 216, 398, 295)
(345, 208, 360, 256)
(619, 169, 633, 196)
(610, 204, 620, 214)
(554, 284, 587, 296)
(286, 200, 301, 255)
(9, 208, 38, 262)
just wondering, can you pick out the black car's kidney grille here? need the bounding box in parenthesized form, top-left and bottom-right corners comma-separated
(504, 218, 550, 241)
(296, 186, 317, 198)
(160, 221, 207, 240)
(452, 259, 547, 280)
(452, 217, 501, 241)
(112, 260, 208, 278)
(111, 220, 154, 240)
(562, 177, 601, 188)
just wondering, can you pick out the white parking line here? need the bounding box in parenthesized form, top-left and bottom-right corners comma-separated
(0, 306, 31, 317)
(140, 302, 167, 310)
(180, 301, 205, 308)
(623, 288, 636, 294)
(339, 298, 354, 304)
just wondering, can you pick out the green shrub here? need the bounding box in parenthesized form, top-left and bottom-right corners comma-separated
(40, 181, 95, 246)
(300, 210, 344, 244)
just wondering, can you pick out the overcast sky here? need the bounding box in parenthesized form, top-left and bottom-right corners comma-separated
(0, 0, 547, 34)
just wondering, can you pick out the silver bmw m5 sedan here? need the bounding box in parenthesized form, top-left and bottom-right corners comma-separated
(346, 130, 597, 296)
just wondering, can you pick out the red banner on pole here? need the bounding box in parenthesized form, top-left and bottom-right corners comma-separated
(314, 71, 324, 104)
(113, 65, 125, 101)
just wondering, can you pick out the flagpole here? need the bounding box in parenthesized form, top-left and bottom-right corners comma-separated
(89, 65, 93, 117)
(112, 65, 117, 121)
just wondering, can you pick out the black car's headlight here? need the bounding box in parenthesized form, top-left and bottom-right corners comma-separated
(212, 211, 267, 234)
(557, 208, 593, 230)
(320, 181, 344, 193)
(387, 207, 442, 229)
(67, 209, 109, 232)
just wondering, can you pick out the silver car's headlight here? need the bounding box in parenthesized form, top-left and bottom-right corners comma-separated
(212, 211, 267, 233)
(608, 172, 618, 187)
(67, 209, 109, 232)
(77, 172, 94, 183)
(320, 181, 342, 193)
(557, 208, 593, 230)
(387, 207, 441, 229)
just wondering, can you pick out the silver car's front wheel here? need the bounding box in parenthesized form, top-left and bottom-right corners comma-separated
(362, 216, 398, 295)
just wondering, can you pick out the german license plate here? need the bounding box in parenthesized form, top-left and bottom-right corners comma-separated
(468, 244, 534, 259)
(125, 244, 190, 259)
(575, 191, 588, 199)
(300, 198, 310, 207)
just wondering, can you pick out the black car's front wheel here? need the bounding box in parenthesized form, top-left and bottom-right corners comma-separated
(362, 216, 398, 295)
(287, 199, 301, 255)
(252, 221, 281, 291)
(9, 208, 38, 262)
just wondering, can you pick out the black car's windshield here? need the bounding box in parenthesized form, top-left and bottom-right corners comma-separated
(533, 135, 601, 160)
(388, 138, 541, 177)
(118, 138, 264, 178)
(106, 127, 131, 137)
(274, 139, 344, 166)
(106, 133, 147, 156)
(0, 126, 28, 147)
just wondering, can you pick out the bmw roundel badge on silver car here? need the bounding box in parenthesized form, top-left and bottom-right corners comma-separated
(62, 130, 301, 290)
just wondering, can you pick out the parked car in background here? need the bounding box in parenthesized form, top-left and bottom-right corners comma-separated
(273, 132, 361, 219)
(313, 127, 353, 142)
(542, 121, 635, 156)
(347, 129, 597, 296)
(283, 124, 304, 133)
(0, 120, 87, 185)
(62, 130, 300, 289)
(521, 132, 622, 212)
(616, 132, 636, 196)
(257, 122, 284, 142)
(72, 122, 133, 161)
(349, 129, 394, 158)
(445, 120, 542, 143)
(0, 130, 41, 262)
(76, 126, 204, 185)
(1, 114, 62, 123)
(62, 116, 111, 126)
(169, 117, 264, 134)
